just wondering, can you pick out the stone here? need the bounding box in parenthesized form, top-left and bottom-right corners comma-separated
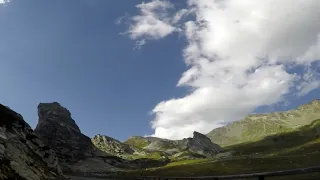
(0, 104, 67, 180)
(34, 102, 145, 173)
(0, 144, 5, 154)
(34, 102, 102, 170)
(181, 131, 224, 157)
(92, 134, 135, 156)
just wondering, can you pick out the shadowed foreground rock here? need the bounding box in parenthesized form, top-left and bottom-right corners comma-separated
(0, 104, 67, 180)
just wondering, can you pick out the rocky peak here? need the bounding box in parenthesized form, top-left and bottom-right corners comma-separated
(0, 104, 66, 180)
(193, 131, 208, 139)
(37, 102, 80, 133)
(181, 131, 223, 157)
(34, 102, 99, 170)
(35, 102, 154, 173)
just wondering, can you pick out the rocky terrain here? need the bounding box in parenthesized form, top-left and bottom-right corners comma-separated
(0, 104, 67, 180)
(1, 99, 319, 179)
(91, 134, 164, 160)
(207, 99, 320, 147)
(92, 135, 135, 156)
(33, 102, 169, 173)
(122, 131, 223, 160)
(34, 102, 115, 172)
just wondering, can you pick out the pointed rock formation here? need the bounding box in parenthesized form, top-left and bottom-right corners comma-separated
(33, 102, 145, 173)
(0, 104, 66, 180)
(181, 131, 224, 157)
(34, 102, 119, 171)
(34, 102, 99, 165)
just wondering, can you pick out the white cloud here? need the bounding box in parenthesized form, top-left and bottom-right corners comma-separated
(298, 80, 320, 96)
(0, 0, 9, 4)
(124, 0, 320, 140)
(297, 66, 320, 96)
(125, 0, 177, 45)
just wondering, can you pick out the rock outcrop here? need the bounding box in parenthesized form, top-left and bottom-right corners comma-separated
(34, 103, 93, 168)
(92, 135, 135, 157)
(180, 131, 224, 157)
(34, 102, 121, 172)
(33, 102, 167, 173)
(0, 104, 66, 180)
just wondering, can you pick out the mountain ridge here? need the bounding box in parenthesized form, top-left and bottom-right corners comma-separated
(207, 99, 320, 147)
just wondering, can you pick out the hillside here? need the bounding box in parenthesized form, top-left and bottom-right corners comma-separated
(119, 118, 320, 179)
(91, 134, 168, 160)
(207, 100, 320, 146)
(94, 132, 223, 161)
(227, 118, 320, 156)
(0, 104, 67, 180)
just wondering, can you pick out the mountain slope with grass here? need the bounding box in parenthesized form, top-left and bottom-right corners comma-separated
(91, 134, 168, 160)
(207, 100, 320, 146)
(119, 118, 320, 179)
(93, 131, 223, 161)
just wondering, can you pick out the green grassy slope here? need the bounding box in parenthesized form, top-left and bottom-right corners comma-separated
(124, 136, 151, 148)
(119, 119, 320, 179)
(207, 100, 320, 146)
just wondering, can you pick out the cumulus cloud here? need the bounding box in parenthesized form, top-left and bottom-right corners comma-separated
(124, 0, 320, 139)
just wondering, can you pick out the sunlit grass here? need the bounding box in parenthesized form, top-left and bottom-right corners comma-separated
(118, 119, 320, 179)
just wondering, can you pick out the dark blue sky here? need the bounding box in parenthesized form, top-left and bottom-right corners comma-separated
(0, 0, 319, 141)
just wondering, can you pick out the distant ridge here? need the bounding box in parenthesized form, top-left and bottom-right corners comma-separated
(207, 100, 320, 146)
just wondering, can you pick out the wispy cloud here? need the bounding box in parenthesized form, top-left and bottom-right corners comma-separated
(123, 0, 320, 140)
(0, 0, 10, 5)
(120, 0, 179, 47)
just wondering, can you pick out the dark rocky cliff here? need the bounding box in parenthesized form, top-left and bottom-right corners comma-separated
(0, 104, 66, 180)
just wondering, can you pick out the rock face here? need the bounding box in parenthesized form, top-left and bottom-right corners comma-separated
(207, 99, 320, 147)
(180, 131, 224, 157)
(0, 104, 66, 180)
(34, 102, 108, 171)
(92, 135, 134, 156)
(33, 102, 167, 173)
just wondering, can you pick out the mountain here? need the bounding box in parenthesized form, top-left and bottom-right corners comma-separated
(93, 132, 223, 161)
(33, 102, 169, 174)
(34, 102, 115, 172)
(123, 118, 320, 178)
(92, 134, 172, 162)
(207, 100, 320, 147)
(0, 104, 67, 180)
(123, 131, 223, 160)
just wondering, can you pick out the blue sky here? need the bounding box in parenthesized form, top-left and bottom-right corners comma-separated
(0, 0, 188, 140)
(1, 0, 319, 141)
